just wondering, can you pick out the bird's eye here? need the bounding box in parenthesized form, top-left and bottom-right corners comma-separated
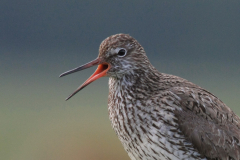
(117, 49, 127, 57)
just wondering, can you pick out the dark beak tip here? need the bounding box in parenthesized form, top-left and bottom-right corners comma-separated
(59, 72, 67, 78)
(65, 96, 70, 101)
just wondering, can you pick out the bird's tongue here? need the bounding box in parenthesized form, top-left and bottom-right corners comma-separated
(65, 63, 109, 100)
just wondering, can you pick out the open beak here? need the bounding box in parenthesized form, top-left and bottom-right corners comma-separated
(59, 58, 110, 100)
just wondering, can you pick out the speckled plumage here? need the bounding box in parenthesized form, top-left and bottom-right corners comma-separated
(62, 34, 240, 160)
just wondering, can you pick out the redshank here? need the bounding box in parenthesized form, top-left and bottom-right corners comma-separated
(60, 34, 240, 160)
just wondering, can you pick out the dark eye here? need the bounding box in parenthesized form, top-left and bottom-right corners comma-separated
(117, 49, 127, 57)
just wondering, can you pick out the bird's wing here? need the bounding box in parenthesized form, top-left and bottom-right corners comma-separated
(169, 87, 240, 159)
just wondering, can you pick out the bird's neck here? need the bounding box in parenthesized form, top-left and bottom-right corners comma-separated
(107, 68, 162, 139)
(108, 67, 163, 101)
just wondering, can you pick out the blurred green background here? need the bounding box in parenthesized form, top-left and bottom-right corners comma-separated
(1, 1, 240, 160)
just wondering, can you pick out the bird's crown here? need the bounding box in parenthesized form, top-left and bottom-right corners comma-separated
(99, 33, 143, 57)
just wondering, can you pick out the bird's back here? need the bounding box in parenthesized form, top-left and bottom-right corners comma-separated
(160, 73, 240, 159)
(170, 85, 240, 159)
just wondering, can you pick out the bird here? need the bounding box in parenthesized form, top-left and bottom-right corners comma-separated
(60, 34, 240, 160)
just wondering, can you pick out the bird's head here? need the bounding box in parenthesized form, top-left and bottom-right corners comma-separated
(60, 34, 150, 100)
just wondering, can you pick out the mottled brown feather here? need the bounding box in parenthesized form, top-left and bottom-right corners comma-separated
(170, 86, 240, 159)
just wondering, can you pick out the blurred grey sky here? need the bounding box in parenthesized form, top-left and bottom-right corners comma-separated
(1, 1, 240, 159)
(1, 1, 240, 63)
(1, 1, 239, 57)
